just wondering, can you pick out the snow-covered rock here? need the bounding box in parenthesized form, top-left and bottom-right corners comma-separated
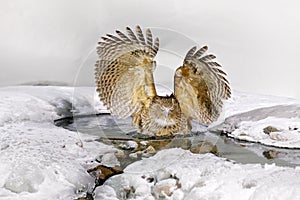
(99, 148, 300, 200)
(213, 103, 300, 148)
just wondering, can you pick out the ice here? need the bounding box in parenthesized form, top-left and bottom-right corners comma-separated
(0, 121, 117, 199)
(0, 86, 115, 199)
(4, 163, 45, 193)
(0, 86, 108, 119)
(213, 103, 300, 148)
(99, 148, 300, 200)
(118, 141, 138, 150)
(152, 178, 178, 199)
(99, 153, 120, 167)
(94, 185, 118, 200)
(0, 91, 56, 126)
(1, 86, 300, 199)
(223, 90, 299, 118)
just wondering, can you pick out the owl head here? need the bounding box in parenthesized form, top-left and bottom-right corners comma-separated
(149, 95, 180, 125)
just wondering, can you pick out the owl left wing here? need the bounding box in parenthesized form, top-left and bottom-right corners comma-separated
(95, 26, 159, 118)
(174, 46, 231, 125)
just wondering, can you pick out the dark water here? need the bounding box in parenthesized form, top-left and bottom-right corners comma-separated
(55, 114, 300, 167)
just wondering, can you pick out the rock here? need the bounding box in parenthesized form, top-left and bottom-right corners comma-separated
(144, 146, 156, 154)
(140, 141, 148, 146)
(263, 150, 279, 159)
(146, 140, 172, 151)
(141, 175, 156, 185)
(269, 132, 288, 141)
(114, 150, 126, 159)
(263, 126, 280, 135)
(289, 127, 298, 131)
(239, 132, 248, 136)
(87, 165, 123, 186)
(163, 138, 191, 150)
(118, 141, 138, 150)
(146, 138, 191, 151)
(129, 152, 138, 159)
(75, 192, 93, 200)
(101, 153, 120, 167)
(136, 150, 143, 155)
(190, 141, 218, 154)
(152, 178, 179, 198)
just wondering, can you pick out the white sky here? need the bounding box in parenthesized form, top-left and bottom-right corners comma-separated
(0, 0, 299, 100)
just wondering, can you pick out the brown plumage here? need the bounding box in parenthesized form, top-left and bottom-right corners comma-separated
(95, 25, 231, 137)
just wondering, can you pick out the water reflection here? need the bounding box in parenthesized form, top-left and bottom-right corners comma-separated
(55, 114, 300, 167)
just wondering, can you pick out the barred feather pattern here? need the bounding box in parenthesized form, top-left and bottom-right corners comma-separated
(174, 46, 231, 125)
(95, 26, 159, 118)
(95, 25, 231, 135)
(140, 96, 191, 136)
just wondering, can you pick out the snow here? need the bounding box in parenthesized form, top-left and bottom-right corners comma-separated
(97, 148, 300, 200)
(227, 116, 300, 148)
(0, 86, 108, 117)
(213, 92, 300, 148)
(0, 86, 114, 199)
(1, 86, 300, 199)
(223, 90, 299, 118)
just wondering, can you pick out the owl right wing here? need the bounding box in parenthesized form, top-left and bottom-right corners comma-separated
(95, 26, 159, 118)
(174, 46, 231, 126)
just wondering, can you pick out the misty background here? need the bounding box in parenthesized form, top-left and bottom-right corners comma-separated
(1, 0, 299, 100)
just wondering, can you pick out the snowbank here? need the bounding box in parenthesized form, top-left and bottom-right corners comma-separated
(0, 86, 114, 199)
(96, 148, 300, 200)
(223, 90, 299, 118)
(214, 92, 300, 148)
(1, 86, 300, 199)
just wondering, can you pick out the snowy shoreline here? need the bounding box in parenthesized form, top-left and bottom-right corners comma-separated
(213, 103, 300, 149)
(95, 148, 300, 200)
(0, 86, 300, 199)
(0, 86, 115, 199)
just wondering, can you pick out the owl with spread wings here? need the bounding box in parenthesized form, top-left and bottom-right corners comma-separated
(95, 25, 231, 137)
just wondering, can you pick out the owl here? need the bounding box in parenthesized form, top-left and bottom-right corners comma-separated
(95, 25, 231, 137)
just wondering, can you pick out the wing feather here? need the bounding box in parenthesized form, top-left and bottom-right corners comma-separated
(193, 46, 208, 58)
(126, 27, 139, 42)
(106, 33, 123, 42)
(174, 46, 231, 125)
(199, 54, 216, 62)
(135, 25, 146, 45)
(95, 25, 159, 118)
(146, 29, 153, 47)
(115, 30, 131, 42)
(184, 46, 197, 60)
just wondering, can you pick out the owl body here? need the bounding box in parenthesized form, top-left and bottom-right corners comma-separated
(95, 26, 231, 137)
(136, 96, 191, 137)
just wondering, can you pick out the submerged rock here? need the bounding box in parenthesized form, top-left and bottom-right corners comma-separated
(144, 145, 156, 154)
(190, 141, 218, 154)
